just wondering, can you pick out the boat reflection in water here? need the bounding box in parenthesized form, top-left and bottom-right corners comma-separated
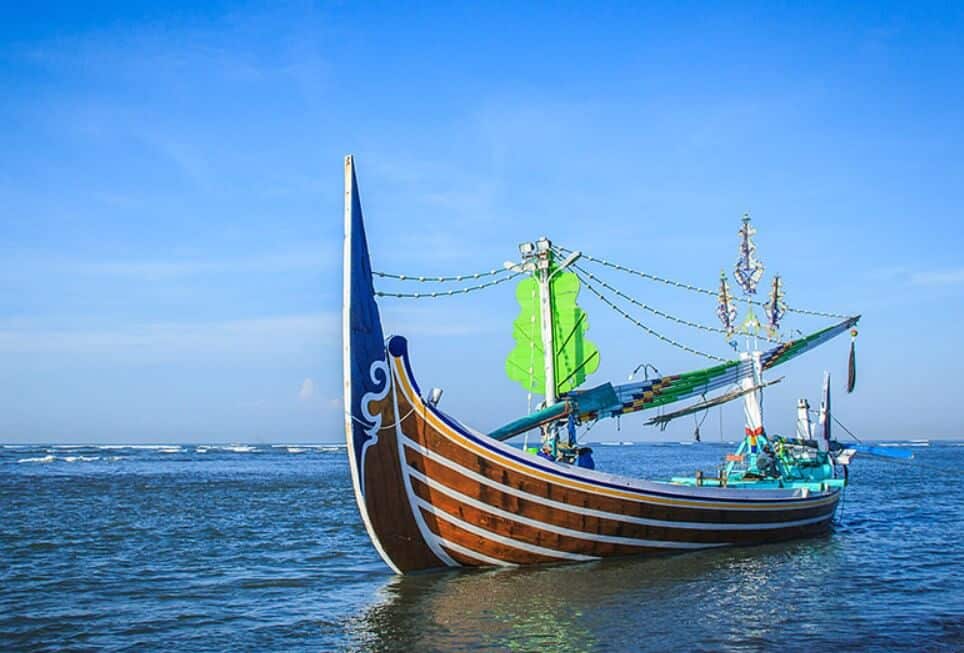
(346, 538, 844, 652)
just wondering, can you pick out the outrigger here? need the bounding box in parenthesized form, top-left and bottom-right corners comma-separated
(343, 156, 869, 573)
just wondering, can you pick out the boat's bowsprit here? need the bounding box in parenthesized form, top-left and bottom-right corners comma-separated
(343, 155, 443, 573)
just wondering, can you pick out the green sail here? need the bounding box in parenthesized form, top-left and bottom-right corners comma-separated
(505, 271, 600, 396)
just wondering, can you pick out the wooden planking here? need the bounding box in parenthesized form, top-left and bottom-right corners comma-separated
(411, 475, 699, 557)
(419, 505, 564, 565)
(439, 544, 495, 567)
(395, 387, 835, 525)
(353, 338, 839, 572)
(359, 387, 445, 573)
(406, 452, 836, 546)
(411, 472, 831, 557)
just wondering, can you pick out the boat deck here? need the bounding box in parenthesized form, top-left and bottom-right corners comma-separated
(669, 476, 846, 492)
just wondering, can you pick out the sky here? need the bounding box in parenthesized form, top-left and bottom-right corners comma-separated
(1, 2, 962, 443)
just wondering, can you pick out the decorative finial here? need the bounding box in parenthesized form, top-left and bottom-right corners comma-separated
(764, 275, 787, 336)
(716, 271, 737, 337)
(734, 213, 764, 295)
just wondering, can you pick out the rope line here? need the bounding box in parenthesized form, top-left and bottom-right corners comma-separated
(783, 305, 850, 320)
(346, 408, 416, 432)
(556, 245, 849, 320)
(372, 246, 848, 319)
(571, 263, 781, 344)
(557, 246, 716, 296)
(574, 271, 728, 362)
(373, 267, 510, 283)
(375, 272, 521, 298)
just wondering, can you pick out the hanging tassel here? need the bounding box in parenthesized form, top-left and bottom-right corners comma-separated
(847, 329, 857, 393)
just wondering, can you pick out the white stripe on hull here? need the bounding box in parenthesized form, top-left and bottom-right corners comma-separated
(393, 381, 460, 568)
(409, 467, 729, 550)
(402, 436, 836, 532)
(437, 537, 517, 567)
(414, 496, 599, 562)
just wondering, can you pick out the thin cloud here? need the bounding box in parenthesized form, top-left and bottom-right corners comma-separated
(380, 305, 503, 337)
(0, 249, 330, 281)
(298, 378, 315, 401)
(146, 137, 216, 190)
(0, 313, 339, 357)
(910, 268, 964, 286)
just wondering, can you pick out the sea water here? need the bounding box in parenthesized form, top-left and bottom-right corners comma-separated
(1, 441, 962, 651)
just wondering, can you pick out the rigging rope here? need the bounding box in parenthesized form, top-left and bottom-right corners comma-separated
(346, 408, 416, 432)
(373, 267, 510, 283)
(557, 246, 717, 296)
(574, 270, 728, 362)
(556, 245, 850, 320)
(374, 271, 522, 298)
(808, 409, 864, 444)
(571, 262, 781, 344)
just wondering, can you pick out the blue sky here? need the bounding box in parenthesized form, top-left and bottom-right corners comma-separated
(1, 2, 962, 443)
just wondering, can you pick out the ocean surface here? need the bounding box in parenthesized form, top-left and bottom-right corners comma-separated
(2, 440, 962, 652)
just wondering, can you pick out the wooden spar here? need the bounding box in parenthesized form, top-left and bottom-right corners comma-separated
(489, 401, 571, 442)
(645, 377, 783, 427)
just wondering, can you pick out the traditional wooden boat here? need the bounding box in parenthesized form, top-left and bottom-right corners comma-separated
(342, 155, 864, 573)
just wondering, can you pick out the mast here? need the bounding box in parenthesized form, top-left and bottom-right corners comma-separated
(819, 372, 831, 451)
(796, 398, 813, 440)
(505, 237, 582, 454)
(535, 237, 557, 406)
(734, 214, 767, 458)
(740, 350, 765, 460)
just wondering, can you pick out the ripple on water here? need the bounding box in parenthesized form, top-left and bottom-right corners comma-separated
(0, 442, 962, 651)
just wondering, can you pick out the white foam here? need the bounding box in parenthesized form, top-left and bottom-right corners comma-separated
(286, 447, 307, 454)
(17, 455, 55, 464)
(220, 445, 255, 453)
(94, 445, 183, 450)
(63, 456, 100, 463)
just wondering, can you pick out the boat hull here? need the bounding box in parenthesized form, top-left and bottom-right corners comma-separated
(350, 335, 840, 573)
